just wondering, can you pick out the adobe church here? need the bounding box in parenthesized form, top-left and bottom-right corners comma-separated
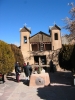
(20, 24, 62, 66)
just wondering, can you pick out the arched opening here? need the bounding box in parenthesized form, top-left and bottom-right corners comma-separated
(24, 36, 27, 43)
(54, 33, 58, 40)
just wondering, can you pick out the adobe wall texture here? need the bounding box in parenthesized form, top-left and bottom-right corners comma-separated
(51, 30, 62, 50)
(20, 26, 62, 69)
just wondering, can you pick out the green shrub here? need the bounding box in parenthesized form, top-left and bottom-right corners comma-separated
(59, 44, 74, 70)
(0, 40, 15, 74)
(10, 44, 24, 69)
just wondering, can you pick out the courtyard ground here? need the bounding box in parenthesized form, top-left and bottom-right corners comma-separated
(0, 70, 75, 100)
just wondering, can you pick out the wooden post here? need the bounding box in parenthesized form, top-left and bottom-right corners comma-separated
(44, 43, 45, 51)
(38, 43, 39, 51)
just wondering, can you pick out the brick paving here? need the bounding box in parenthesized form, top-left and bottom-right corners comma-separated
(0, 71, 75, 100)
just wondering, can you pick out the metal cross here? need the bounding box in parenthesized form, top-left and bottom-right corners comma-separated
(53, 21, 56, 25)
(24, 23, 27, 26)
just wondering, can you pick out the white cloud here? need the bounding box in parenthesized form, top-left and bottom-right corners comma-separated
(13, 42, 20, 47)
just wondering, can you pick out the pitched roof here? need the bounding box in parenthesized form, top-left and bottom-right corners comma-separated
(20, 26, 31, 33)
(29, 31, 51, 43)
(30, 31, 50, 38)
(49, 24, 61, 31)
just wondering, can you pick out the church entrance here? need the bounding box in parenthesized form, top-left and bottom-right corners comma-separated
(34, 55, 46, 65)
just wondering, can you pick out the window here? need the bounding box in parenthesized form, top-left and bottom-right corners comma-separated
(32, 44, 38, 51)
(45, 44, 51, 50)
(24, 36, 27, 43)
(54, 33, 58, 40)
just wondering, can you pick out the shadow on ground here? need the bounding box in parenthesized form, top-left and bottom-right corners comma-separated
(49, 71, 73, 85)
(6, 72, 17, 82)
(20, 79, 30, 86)
(36, 71, 75, 100)
(6, 72, 30, 85)
(37, 85, 75, 100)
(7, 72, 15, 76)
(6, 76, 16, 82)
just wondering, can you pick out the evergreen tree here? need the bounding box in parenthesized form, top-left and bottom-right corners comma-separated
(59, 44, 74, 71)
(0, 40, 15, 74)
(10, 44, 24, 70)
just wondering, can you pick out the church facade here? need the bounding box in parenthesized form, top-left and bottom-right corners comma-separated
(20, 24, 62, 65)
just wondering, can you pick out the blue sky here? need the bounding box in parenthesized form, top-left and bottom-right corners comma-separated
(0, 0, 74, 46)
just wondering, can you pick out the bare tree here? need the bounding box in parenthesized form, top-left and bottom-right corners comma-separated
(63, 2, 75, 34)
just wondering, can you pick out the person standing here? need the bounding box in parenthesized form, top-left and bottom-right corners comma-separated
(26, 62, 32, 77)
(49, 60, 54, 72)
(15, 62, 21, 82)
(23, 62, 29, 80)
(23, 62, 32, 80)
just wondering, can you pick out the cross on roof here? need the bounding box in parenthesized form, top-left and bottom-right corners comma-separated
(53, 21, 56, 25)
(24, 23, 27, 27)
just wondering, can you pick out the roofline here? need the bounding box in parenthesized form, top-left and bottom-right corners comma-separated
(49, 24, 61, 30)
(20, 26, 31, 33)
(29, 31, 50, 38)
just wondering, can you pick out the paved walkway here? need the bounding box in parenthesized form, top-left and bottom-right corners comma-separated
(0, 71, 75, 100)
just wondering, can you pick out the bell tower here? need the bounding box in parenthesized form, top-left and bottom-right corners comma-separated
(49, 24, 62, 50)
(20, 26, 31, 61)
